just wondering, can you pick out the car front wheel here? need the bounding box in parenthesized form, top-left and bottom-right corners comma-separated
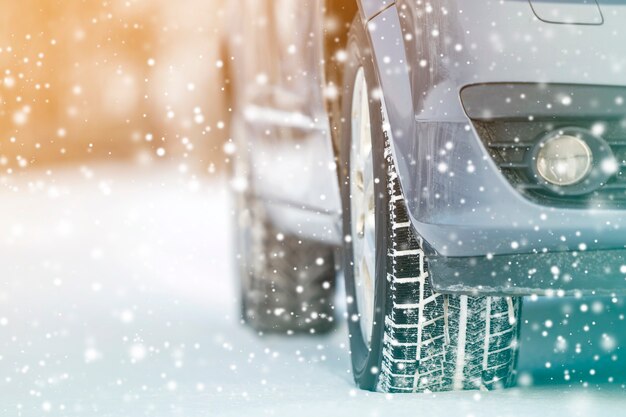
(339, 17, 523, 393)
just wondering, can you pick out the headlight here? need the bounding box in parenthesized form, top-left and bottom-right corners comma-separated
(536, 134, 593, 186)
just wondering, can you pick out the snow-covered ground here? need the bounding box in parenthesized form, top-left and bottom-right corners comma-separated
(1, 164, 625, 417)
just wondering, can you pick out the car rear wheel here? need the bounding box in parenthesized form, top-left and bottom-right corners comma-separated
(234, 188, 336, 334)
(340, 17, 523, 392)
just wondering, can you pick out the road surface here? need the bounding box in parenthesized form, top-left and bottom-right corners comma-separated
(1, 164, 625, 416)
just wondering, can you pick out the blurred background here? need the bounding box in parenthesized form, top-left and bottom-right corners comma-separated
(0, 0, 228, 173)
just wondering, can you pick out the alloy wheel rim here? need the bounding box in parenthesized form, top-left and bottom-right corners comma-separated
(350, 68, 377, 346)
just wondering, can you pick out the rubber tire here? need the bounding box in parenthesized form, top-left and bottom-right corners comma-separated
(339, 17, 523, 392)
(235, 190, 337, 334)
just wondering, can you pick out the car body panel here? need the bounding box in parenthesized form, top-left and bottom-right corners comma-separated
(365, 1, 626, 294)
(226, 0, 341, 241)
(377, 1, 626, 256)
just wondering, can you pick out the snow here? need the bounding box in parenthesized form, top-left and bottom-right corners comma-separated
(0, 163, 625, 416)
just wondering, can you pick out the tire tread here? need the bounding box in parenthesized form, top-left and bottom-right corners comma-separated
(377, 140, 522, 393)
(239, 199, 336, 334)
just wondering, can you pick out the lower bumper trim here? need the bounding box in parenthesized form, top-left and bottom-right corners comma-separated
(427, 249, 626, 296)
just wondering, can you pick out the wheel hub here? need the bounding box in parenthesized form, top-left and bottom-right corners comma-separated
(350, 68, 376, 346)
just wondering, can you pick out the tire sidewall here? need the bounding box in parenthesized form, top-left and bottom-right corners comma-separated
(340, 17, 391, 391)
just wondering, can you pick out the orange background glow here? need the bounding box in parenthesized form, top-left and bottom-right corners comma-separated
(0, 0, 227, 172)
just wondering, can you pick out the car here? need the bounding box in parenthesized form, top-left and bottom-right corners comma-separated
(222, 0, 626, 393)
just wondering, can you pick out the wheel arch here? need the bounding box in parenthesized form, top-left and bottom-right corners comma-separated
(331, 4, 419, 235)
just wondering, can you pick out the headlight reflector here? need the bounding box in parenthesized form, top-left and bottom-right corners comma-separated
(536, 134, 593, 186)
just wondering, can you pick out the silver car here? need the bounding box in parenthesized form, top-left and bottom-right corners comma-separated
(223, 0, 626, 393)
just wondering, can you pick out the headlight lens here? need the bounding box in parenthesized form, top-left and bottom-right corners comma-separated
(536, 134, 592, 186)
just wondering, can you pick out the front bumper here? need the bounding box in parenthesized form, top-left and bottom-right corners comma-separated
(416, 84, 626, 296)
(428, 249, 626, 296)
(367, 2, 626, 295)
(408, 115, 626, 258)
(415, 82, 626, 258)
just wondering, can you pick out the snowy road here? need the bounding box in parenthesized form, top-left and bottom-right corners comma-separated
(1, 164, 625, 417)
